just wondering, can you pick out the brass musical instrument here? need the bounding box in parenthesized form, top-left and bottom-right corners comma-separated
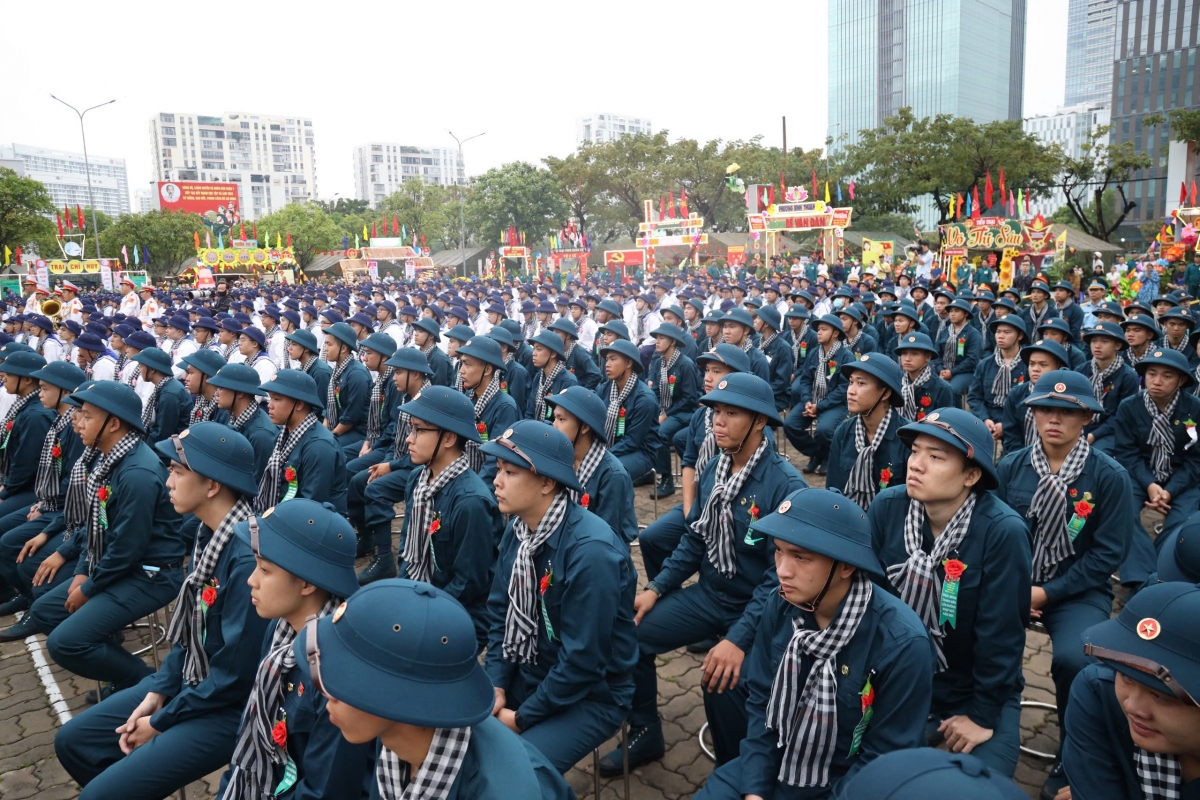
(40, 298, 64, 323)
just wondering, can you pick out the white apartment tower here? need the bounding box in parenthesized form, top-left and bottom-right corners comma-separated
(1022, 102, 1112, 216)
(576, 113, 653, 145)
(0, 143, 130, 217)
(148, 111, 318, 220)
(352, 143, 465, 207)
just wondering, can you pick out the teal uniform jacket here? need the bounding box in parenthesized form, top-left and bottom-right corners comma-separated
(364, 380, 402, 455)
(976, 311, 998, 352)
(1063, 663, 1200, 800)
(217, 630, 375, 800)
(995, 446, 1132, 604)
(681, 406, 713, 471)
(580, 448, 639, 545)
(968, 356, 1028, 424)
(791, 345, 855, 411)
(902, 374, 954, 420)
(525, 368, 579, 422)
(1112, 391, 1200, 496)
(501, 361, 528, 413)
(147, 534, 269, 732)
(72, 441, 185, 598)
(566, 345, 601, 390)
(1000, 382, 1036, 454)
(474, 390, 520, 487)
(785, 327, 819, 376)
(330, 359, 372, 437)
(758, 335, 794, 410)
(34, 419, 86, 538)
(303, 359, 333, 409)
(596, 377, 662, 465)
(1019, 305, 1059, 335)
(733, 589, 934, 799)
(825, 412, 910, 500)
(427, 346, 455, 387)
(1074, 360, 1140, 444)
(656, 448, 808, 652)
(398, 466, 502, 647)
(266, 423, 349, 514)
(0, 398, 54, 496)
(147, 379, 193, 446)
(1056, 302, 1085, 342)
(843, 331, 877, 360)
(869, 487, 1030, 728)
(514, 342, 535, 380)
(745, 347, 772, 383)
(932, 324, 982, 379)
(229, 405, 279, 482)
(646, 352, 700, 422)
(485, 502, 638, 731)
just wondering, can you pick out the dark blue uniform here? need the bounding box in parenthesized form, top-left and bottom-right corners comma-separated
(784, 345, 856, 462)
(968, 357, 1028, 426)
(580, 448, 639, 545)
(1019, 304, 1059, 336)
(228, 405, 278, 482)
(427, 346, 455, 387)
(485, 502, 638, 772)
(525, 368, 579, 422)
(146, 379, 193, 446)
(329, 358, 371, 454)
(501, 360, 529, 413)
(759, 335, 794, 411)
(264, 423, 349, 514)
(648, 352, 699, 488)
(596, 376, 662, 483)
(826, 412, 910, 504)
(933, 324, 982, 396)
(471, 390, 520, 487)
(0, 396, 54, 518)
(565, 344, 601, 390)
(1074, 360, 1140, 454)
(302, 358, 333, 405)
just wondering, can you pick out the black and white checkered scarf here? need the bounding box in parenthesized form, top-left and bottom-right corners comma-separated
(533, 361, 565, 423)
(1088, 358, 1121, 422)
(34, 409, 74, 511)
(885, 492, 977, 670)
(190, 395, 219, 426)
(325, 356, 353, 428)
(521, 315, 537, 342)
(503, 491, 569, 664)
(812, 341, 843, 405)
(992, 348, 1021, 407)
(141, 374, 175, 434)
(766, 571, 873, 787)
(1125, 345, 1150, 368)
(464, 371, 500, 472)
(1144, 390, 1179, 483)
(569, 438, 606, 504)
(115, 352, 129, 375)
(758, 331, 778, 355)
(376, 726, 471, 800)
(366, 367, 394, 442)
(790, 324, 809, 369)
(695, 408, 718, 477)
(604, 375, 636, 446)
(255, 412, 319, 512)
(393, 382, 431, 461)
(1136, 749, 1182, 800)
(63, 445, 97, 534)
(298, 352, 319, 375)
(0, 391, 38, 482)
(1028, 303, 1052, 331)
(941, 323, 965, 372)
(225, 597, 340, 800)
(691, 437, 768, 579)
(403, 455, 471, 583)
(657, 349, 680, 414)
(166, 498, 254, 685)
(1028, 438, 1090, 583)
(84, 431, 142, 576)
(844, 410, 892, 510)
(900, 364, 932, 420)
(228, 402, 259, 434)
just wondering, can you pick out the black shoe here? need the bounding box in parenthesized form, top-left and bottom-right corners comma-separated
(631, 472, 655, 488)
(355, 535, 372, 559)
(652, 481, 676, 499)
(598, 723, 665, 777)
(85, 682, 117, 705)
(357, 553, 398, 585)
(0, 615, 39, 643)
(802, 457, 818, 474)
(0, 594, 30, 617)
(686, 637, 720, 654)
(814, 463, 827, 476)
(1039, 758, 1067, 800)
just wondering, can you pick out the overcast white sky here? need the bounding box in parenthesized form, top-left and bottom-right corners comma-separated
(0, 0, 1069, 207)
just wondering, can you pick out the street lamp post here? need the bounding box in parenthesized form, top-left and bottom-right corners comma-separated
(51, 95, 115, 260)
(448, 130, 484, 277)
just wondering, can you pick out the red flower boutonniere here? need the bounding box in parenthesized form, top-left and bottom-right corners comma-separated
(1074, 498, 1095, 518)
(477, 422, 488, 442)
(51, 444, 61, 459)
(942, 558, 966, 581)
(272, 717, 288, 748)
(429, 516, 441, 536)
(539, 571, 552, 596)
(861, 679, 875, 714)
(916, 412, 926, 420)
(878, 467, 892, 490)
(580, 492, 590, 509)
(919, 396, 931, 407)
(500, 381, 508, 393)
(668, 374, 676, 397)
(1018, 375, 1025, 383)
(200, 578, 219, 610)
(4, 421, 11, 432)
(617, 407, 626, 437)
(284, 466, 296, 483)
(748, 501, 760, 521)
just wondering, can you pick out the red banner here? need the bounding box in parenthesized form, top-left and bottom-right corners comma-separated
(157, 181, 242, 239)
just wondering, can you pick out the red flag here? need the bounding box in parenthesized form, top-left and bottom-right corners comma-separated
(780, 171, 786, 200)
(286, 232, 292, 248)
(999, 167, 1006, 199)
(680, 189, 688, 218)
(1183, 182, 1190, 205)
(421, 234, 426, 248)
(14, 247, 21, 266)
(659, 195, 665, 220)
(971, 185, 981, 219)
(767, 185, 775, 207)
(55, 212, 64, 238)
(371, 221, 377, 238)
(1024, 189, 1031, 214)
(77, 205, 85, 231)
(984, 171, 994, 210)
(848, 180, 855, 200)
(253, 222, 258, 241)
(1192, 180, 1198, 206)
(64, 205, 73, 230)
(240, 222, 246, 240)
(811, 168, 818, 198)
(194, 231, 201, 250)
(392, 215, 399, 236)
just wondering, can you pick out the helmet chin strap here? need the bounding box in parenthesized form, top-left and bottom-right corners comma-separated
(795, 561, 841, 614)
(723, 413, 763, 457)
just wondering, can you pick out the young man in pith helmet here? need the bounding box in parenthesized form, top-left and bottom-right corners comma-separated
(453, 335, 520, 487)
(894, 331, 954, 420)
(784, 313, 855, 475)
(826, 353, 910, 510)
(54, 423, 264, 799)
(1036, 317, 1088, 370)
(322, 322, 372, 454)
(208, 363, 275, 481)
(347, 332, 401, 461)
(525, 330, 579, 422)
(841, 748, 1030, 799)
(481, 420, 638, 772)
(1000, 338, 1069, 455)
(969, 316, 1028, 435)
(0, 360, 86, 616)
(486, 326, 528, 412)
(836, 303, 878, 359)
(647, 322, 700, 499)
(1122, 314, 1161, 368)
(219, 499, 373, 800)
(0, 351, 55, 520)
(131, 346, 192, 446)
(283, 328, 332, 401)
(606, 373, 807, 773)
(597, 337, 662, 484)
(870, 406, 1031, 776)
(547, 316, 601, 390)
(994, 369, 1134, 798)
(932, 298, 981, 399)
(255, 370, 348, 515)
(546, 385, 639, 545)
(391, 386, 502, 645)
(692, 487, 934, 800)
(181, 349, 229, 426)
(1114, 348, 1200, 590)
(238, 325, 279, 385)
(1062, 582, 1200, 800)
(1078, 321, 1140, 455)
(638, 344, 754, 583)
(721, 307, 772, 382)
(295, 579, 575, 799)
(752, 304, 792, 414)
(411, 316, 454, 386)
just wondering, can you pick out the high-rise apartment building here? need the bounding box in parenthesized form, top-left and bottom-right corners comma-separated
(576, 113, 653, 145)
(1110, 0, 1200, 229)
(1023, 103, 1113, 215)
(827, 0, 1027, 149)
(1065, 0, 1119, 106)
(148, 111, 318, 220)
(0, 143, 130, 217)
(351, 143, 465, 207)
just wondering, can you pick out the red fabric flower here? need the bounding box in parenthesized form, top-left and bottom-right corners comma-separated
(51, 445, 61, 458)
(500, 381, 507, 391)
(668, 375, 676, 384)
(429, 518, 441, 535)
(748, 502, 759, 520)
(477, 422, 487, 433)
(97, 486, 109, 502)
(272, 719, 287, 748)
(4, 421, 10, 432)
(1074, 500, 1094, 518)
(942, 558, 966, 581)
(879, 468, 892, 484)
(284, 467, 296, 482)
(861, 684, 875, 712)
(539, 573, 551, 595)
(916, 412, 926, 420)
(619, 408, 626, 418)
(919, 396, 931, 407)
(201, 586, 217, 607)
(580, 492, 590, 508)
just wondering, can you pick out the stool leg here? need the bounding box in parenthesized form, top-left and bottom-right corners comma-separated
(621, 720, 630, 800)
(592, 747, 600, 799)
(651, 470, 658, 520)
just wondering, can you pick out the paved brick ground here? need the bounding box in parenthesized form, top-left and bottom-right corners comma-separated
(0, 444, 1142, 799)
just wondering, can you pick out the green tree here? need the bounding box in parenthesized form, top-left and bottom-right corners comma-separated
(254, 203, 343, 268)
(99, 210, 207, 278)
(1166, 109, 1200, 151)
(466, 162, 567, 247)
(0, 167, 56, 259)
(589, 132, 672, 239)
(1057, 124, 1153, 242)
(544, 146, 606, 238)
(314, 197, 370, 216)
(377, 180, 463, 250)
